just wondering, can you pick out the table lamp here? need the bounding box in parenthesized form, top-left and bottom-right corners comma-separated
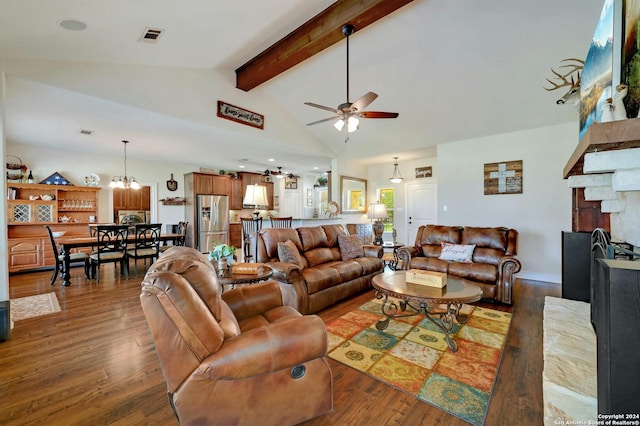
(243, 184, 268, 219)
(368, 202, 388, 245)
(243, 184, 268, 262)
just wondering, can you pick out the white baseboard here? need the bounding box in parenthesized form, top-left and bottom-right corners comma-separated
(517, 271, 561, 284)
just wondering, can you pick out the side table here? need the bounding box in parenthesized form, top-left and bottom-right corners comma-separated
(381, 243, 404, 270)
(216, 265, 273, 291)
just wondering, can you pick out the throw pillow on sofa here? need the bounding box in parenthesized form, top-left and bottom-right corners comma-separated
(439, 243, 475, 263)
(338, 234, 365, 260)
(277, 239, 305, 268)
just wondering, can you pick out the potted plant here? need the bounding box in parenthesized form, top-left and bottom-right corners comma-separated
(208, 243, 236, 272)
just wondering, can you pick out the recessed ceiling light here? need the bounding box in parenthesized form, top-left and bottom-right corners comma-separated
(313, 166, 319, 170)
(238, 165, 245, 169)
(58, 19, 87, 31)
(268, 158, 275, 162)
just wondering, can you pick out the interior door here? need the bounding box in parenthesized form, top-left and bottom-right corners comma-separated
(406, 182, 437, 244)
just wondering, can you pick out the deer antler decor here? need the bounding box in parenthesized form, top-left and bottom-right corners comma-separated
(544, 58, 585, 105)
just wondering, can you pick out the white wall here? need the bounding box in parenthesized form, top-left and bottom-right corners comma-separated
(368, 156, 439, 244)
(6, 142, 195, 227)
(437, 123, 576, 282)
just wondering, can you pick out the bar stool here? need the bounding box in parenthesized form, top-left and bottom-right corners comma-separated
(269, 216, 292, 228)
(240, 217, 262, 262)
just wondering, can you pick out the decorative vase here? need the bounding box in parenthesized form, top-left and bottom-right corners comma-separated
(217, 257, 227, 274)
(226, 255, 233, 268)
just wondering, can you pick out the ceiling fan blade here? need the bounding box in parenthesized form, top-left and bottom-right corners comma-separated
(351, 92, 378, 112)
(357, 111, 399, 119)
(306, 116, 341, 126)
(304, 102, 339, 114)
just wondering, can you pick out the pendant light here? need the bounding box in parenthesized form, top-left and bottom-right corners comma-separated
(109, 140, 140, 190)
(389, 157, 403, 184)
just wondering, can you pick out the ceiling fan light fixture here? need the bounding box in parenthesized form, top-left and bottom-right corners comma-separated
(347, 116, 359, 132)
(389, 157, 403, 184)
(334, 119, 345, 132)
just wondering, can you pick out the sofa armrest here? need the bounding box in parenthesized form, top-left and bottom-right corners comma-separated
(363, 244, 383, 258)
(202, 315, 327, 380)
(222, 280, 283, 321)
(264, 261, 301, 284)
(496, 255, 522, 305)
(397, 246, 421, 270)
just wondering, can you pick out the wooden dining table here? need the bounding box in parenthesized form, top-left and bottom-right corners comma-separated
(57, 233, 183, 286)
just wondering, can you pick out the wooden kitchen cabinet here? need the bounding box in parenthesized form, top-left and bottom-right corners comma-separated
(112, 186, 151, 211)
(229, 223, 242, 252)
(230, 178, 244, 210)
(239, 172, 274, 209)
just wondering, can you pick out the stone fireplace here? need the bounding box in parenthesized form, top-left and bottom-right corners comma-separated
(564, 119, 640, 246)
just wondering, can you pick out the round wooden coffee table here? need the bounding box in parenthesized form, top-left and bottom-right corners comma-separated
(372, 271, 483, 352)
(217, 265, 273, 291)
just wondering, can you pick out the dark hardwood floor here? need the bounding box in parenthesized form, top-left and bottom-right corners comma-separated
(1, 265, 560, 425)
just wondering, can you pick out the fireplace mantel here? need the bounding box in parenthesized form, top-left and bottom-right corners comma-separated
(564, 119, 640, 179)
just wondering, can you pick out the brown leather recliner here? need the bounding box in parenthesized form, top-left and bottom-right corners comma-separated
(140, 247, 333, 425)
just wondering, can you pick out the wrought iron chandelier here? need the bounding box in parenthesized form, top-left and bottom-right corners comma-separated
(109, 140, 140, 190)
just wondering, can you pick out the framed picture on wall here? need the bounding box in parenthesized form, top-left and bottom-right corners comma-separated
(285, 176, 297, 189)
(484, 160, 523, 195)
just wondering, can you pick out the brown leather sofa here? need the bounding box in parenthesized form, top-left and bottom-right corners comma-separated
(140, 246, 333, 425)
(257, 224, 384, 314)
(397, 225, 521, 304)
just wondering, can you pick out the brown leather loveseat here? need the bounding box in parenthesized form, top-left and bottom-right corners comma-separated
(257, 224, 384, 314)
(140, 246, 333, 425)
(398, 225, 521, 304)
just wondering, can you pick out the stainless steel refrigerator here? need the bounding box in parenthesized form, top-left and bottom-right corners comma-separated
(196, 195, 229, 252)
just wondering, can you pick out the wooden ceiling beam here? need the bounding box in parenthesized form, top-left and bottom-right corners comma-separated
(235, 0, 414, 92)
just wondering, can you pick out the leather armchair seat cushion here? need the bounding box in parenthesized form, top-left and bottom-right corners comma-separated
(234, 305, 303, 331)
(448, 261, 498, 284)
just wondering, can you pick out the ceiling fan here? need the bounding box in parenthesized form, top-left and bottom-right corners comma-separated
(304, 23, 399, 142)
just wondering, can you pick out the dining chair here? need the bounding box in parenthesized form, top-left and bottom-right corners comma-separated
(44, 225, 90, 285)
(127, 223, 162, 277)
(240, 217, 262, 262)
(269, 216, 292, 228)
(89, 224, 129, 283)
(160, 221, 188, 253)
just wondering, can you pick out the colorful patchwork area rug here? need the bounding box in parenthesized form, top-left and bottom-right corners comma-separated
(10, 292, 61, 322)
(326, 298, 512, 425)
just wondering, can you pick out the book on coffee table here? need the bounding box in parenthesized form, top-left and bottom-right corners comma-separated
(406, 269, 447, 288)
(231, 263, 263, 275)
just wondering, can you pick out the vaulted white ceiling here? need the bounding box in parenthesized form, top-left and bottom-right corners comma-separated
(0, 0, 603, 175)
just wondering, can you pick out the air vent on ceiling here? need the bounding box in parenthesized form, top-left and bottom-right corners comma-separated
(139, 27, 164, 43)
(79, 129, 94, 135)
